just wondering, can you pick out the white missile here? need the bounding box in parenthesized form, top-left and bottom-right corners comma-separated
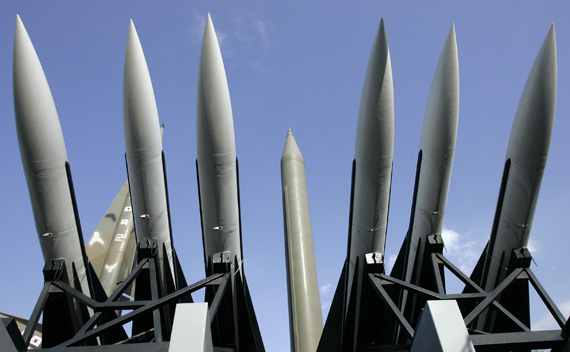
(196, 14, 242, 274)
(472, 25, 557, 329)
(13, 15, 91, 296)
(123, 20, 175, 291)
(281, 129, 323, 352)
(345, 17, 394, 307)
(394, 24, 459, 322)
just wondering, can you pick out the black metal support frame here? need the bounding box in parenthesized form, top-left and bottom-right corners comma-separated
(362, 239, 570, 351)
(11, 240, 247, 351)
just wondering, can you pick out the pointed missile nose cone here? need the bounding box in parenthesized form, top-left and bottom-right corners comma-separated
(282, 128, 304, 163)
(196, 13, 236, 162)
(13, 15, 68, 169)
(420, 23, 459, 153)
(123, 19, 161, 153)
(507, 24, 557, 164)
(355, 17, 394, 167)
(500, 24, 557, 248)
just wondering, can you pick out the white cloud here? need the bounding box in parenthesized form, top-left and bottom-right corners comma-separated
(441, 227, 481, 274)
(532, 300, 570, 330)
(527, 238, 539, 255)
(189, 12, 228, 47)
(386, 253, 398, 274)
(320, 283, 333, 295)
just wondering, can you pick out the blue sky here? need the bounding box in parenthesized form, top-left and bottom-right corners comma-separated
(1, 2, 569, 351)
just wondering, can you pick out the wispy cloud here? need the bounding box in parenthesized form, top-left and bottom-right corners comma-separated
(441, 227, 481, 274)
(320, 283, 333, 295)
(532, 300, 570, 330)
(188, 12, 273, 75)
(386, 253, 398, 274)
(189, 13, 228, 47)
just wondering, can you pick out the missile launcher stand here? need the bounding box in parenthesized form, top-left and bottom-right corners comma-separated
(319, 235, 570, 351)
(0, 240, 264, 351)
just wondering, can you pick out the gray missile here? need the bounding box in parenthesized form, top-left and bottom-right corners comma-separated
(345, 17, 394, 307)
(394, 24, 459, 321)
(281, 128, 323, 352)
(13, 15, 91, 297)
(472, 24, 556, 328)
(196, 14, 242, 274)
(86, 127, 163, 296)
(123, 20, 175, 291)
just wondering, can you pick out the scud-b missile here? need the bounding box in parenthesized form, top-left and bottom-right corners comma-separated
(85, 181, 136, 297)
(391, 24, 459, 331)
(123, 20, 178, 295)
(469, 24, 557, 332)
(281, 129, 323, 352)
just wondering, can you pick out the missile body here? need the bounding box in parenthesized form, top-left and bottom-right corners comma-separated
(473, 25, 556, 329)
(346, 18, 394, 305)
(281, 129, 323, 352)
(395, 25, 459, 323)
(196, 14, 242, 274)
(13, 15, 91, 296)
(86, 182, 136, 297)
(123, 20, 175, 292)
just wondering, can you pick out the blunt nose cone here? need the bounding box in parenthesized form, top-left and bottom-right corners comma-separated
(123, 19, 162, 154)
(196, 13, 236, 162)
(14, 15, 67, 169)
(282, 128, 304, 163)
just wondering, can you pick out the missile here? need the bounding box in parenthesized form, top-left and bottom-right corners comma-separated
(196, 14, 243, 274)
(86, 127, 163, 296)
(86, 181, 136, 297)
(391, 24, 459, 325)
(123, 20, 175, 293)
(281, 128, 323, 352)
(13, 15, 92, 297)
(345, 17, 394, 309)
(471, 24, 557, 330)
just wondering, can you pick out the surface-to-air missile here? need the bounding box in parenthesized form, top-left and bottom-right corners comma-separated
(319, 18, 394, 351)
(196, 15, 265, 351)
(469, 24, 557, 332)
(12, 15, 109, 343)
(86, 127, 163, 297)
(123, 20, 177, 295)
(196, 14, 244, 275)
(281, 129, 323, 352)
(13, 14, 93, 302)
(390, 24, 459, 330)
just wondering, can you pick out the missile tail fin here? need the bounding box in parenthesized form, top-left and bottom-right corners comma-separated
(317, 263, 347, 352)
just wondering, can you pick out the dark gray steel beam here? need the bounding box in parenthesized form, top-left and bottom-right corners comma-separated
(56, 273, 222, 347)
(369, 274, 414, 339)
(526, 268, 568, 331)
(208, 274, 229, 326)
(23, 281, 51, 347)
(470, 330, 565, 351)
(463, 268, 523, 325)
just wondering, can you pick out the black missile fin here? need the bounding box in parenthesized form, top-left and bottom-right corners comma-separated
(317, 262, 347, 351)
(196, 159, 209, 275)
(236, 275, 265, 351)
